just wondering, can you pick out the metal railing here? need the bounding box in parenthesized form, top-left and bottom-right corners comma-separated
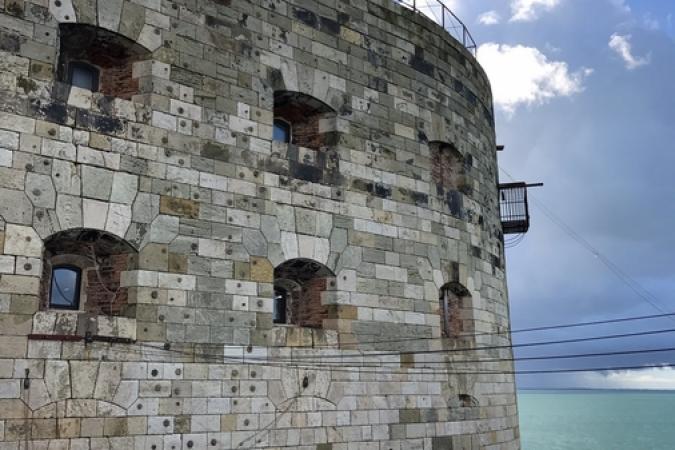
(394, 0, 477, 55)
(499, 182, 530, 235)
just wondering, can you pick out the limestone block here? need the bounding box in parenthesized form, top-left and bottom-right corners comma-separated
(0, 130, 19, 150)
(0, 148, 11, 167)
(170, 100, 202, 121)
(112, 381, 138, 409)
(0, 380, 19, 399)
(250, 257, 273, 283)
(280, 231, 298, 260)
(225, 280, 257, 296)
(3, 224, 41, 257)
(120, 270, 158, 288)
(25, 173, 56, 208)
(199, 172, 228, 191)
(0, 336, 26, 358)
(151, 111, 176, 131)
(56, 194, 83, 229)
(137, 24, 162, 51)
(94, 362, 122, 402)
(0, 112, 35, 133)
(49, 0, 76, 23)
(27, 379, 51, 411)
(105, 203, 131, 238)
(260, 215, 281, 243)
(110, 172, 138, 204)
(243, 229, 267, 257)
(81, 166, 114, 201)
(132, 193, 159, 224)
(52, 159, 81, 196)
(71, 362, 98, 398)
(0, 255, 14, 274)
(45, 360, 71, 402)
(0, 188, 33, 225)
(97, 0, 123, 31)
(42, 139, 76, 161)
(68, 86, 92, 108)
(160, 196, 199, 219)
(83, 199, 109, 230)
(96, 316, 136, 341)
(119, 1, 145, 41)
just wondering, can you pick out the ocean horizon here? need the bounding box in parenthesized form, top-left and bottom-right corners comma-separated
(518, 389, 675, 450)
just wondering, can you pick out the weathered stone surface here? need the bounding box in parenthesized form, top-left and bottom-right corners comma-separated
(0, 0, 518, 447)
(159, 196, 199, 219)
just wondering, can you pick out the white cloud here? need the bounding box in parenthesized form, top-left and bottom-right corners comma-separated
(581, 367, 675, 390)
(478, 10, 501, 26)
(510, 0, 561, 22)
(609, 33, 651, 69)
(477, 43, 592, 114)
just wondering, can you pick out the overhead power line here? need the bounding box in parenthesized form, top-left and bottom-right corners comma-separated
(93, 326, 675, 365)
(499, 166, 673, 318)
(90, 341, 675, 377)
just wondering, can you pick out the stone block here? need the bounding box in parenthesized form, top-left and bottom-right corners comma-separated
(160, 196, 200, 219)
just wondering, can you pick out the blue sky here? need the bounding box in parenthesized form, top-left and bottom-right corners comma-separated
(432, 0, 675, 388)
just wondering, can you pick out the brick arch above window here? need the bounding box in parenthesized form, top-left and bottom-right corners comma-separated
(438, 281, 473, 339)
(49, 1, 163, 52)
(270, 91, 342, 185)
(273, 258, 336, 329)
(42, 228, 138, 316)
(57, 24, 152, 99)
(429, 141, 471, 218)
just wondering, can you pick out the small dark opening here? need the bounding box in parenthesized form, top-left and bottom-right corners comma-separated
(273, 287, 288, 324)
(69, 62, 100, 92)
(49, 266, 82, 310)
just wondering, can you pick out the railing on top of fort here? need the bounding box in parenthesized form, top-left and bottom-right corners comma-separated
(393, 0, 477, 55)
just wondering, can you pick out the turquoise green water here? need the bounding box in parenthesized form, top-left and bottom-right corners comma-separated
(518, 390, 675, 450)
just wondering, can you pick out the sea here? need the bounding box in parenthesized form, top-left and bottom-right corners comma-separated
(518, 390, 675, 450)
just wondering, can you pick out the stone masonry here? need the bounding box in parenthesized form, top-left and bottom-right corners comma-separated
(0, 0, 520, 449)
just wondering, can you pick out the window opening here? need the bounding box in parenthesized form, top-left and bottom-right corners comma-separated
(49, 266, 82, 310)
(273, 287, 288, 324)
(69, 62, 100, 91)
(273, 258, 335, 328)
(273, 119, 291, 143)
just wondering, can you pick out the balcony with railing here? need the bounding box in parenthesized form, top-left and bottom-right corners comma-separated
(499, 182, 543, 235)
(394, 0, 477, 55)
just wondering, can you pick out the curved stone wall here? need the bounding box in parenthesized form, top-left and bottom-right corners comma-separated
(0, 0, 519, 448)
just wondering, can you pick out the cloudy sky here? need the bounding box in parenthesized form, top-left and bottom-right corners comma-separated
(423, 0, 675, 388)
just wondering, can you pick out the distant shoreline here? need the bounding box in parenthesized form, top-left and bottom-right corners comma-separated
(518, 388, 675, 392)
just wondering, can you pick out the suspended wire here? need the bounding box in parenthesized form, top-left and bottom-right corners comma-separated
(87, 341, 675, 377)
(100, 309, 675, 353)
(94, 326, 675, 365)
(104, 341, 675, 367)
(499, 166, 672, 318)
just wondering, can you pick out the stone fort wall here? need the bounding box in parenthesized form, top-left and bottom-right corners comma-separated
(0, 0, 519, 448)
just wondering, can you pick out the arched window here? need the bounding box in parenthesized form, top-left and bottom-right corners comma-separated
(430, 141, 467, 217)
(272, 91, 340, 184)
(273, 90, 336, 150)
(430, 141, 465, 192)
(57, 24, 150, 99)
(42, 229, 137, 315)
(273, 258, 335, 328)
(439, 282, 472, 338)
